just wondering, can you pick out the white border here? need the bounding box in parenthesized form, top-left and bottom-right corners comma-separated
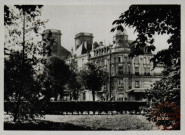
(0, 0, 185, 135)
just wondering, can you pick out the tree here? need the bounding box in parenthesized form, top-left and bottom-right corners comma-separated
(111, 5, 180, 99)
(4, 51, 43, 122)
(111, 5, 180, 68)
(4, 5, 48, 122)
(79, 63, 109, 101)
(66, 58, 82, 100)
(4, 5, 48, 58)
(4, 5, 14, 26)
(43, 56, 71, 101)
(93, 41, 99, 49)
(112, 5, 180, 127)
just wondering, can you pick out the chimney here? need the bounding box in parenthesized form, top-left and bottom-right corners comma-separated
(99, 41, 103, 46)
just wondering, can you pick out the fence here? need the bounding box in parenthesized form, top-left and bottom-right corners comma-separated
(4, 101, 147, 115)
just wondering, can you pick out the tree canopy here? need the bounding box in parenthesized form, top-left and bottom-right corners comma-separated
(42, 56, 71, 101)
(4, 5, 48, 122)
(4, 5, 48, 58)
(111, 5, 180, 68)
(66, 58, 82, 100)
(4, 51, 43, 121)
(79, 63, 109, 101)
(111, 5, 180, 104)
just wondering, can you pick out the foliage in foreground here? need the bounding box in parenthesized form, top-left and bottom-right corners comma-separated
(111, 5, 180, 68)
(112, 5, 180, 129)
(4, 51, 44, 121)
(4, 5, 49, 122)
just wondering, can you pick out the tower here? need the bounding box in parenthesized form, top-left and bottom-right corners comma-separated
(113, 28, 129, 48)
(74, 32, 93, 54)
(42, 29, 70, 59)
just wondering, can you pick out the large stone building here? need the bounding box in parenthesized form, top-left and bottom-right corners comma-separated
(69, 28, 163, 101)
(43, 28, 163, 101)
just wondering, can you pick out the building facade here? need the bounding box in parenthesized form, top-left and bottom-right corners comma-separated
(69, 29, 163, 101)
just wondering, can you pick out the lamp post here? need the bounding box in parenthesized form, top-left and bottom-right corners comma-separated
(109, 44, 112, 99)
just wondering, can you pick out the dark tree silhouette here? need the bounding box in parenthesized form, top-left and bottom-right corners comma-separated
(43, 56, 71, 101)
(66, 58, 82, 100)
(113, 5, 181, 125)
(4, 51, 43, 121)
(111, 5, 180, 68)
(79, 63, 109, 101)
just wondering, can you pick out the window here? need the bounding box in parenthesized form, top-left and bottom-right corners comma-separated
(118, 56, 122, 63)
(128, 64, 131, 74)
(144, 57, 146, 64)
(144, 67, 150, 75)
(146, 67, 150, 75)
(118, 66, 123, 75)
(135, 67, 139, 75)
(129, 80, 132, 89)
(145, 57, 150, 64)
(148, 57, 151, 64)
(114, 57, 116, 63)
(118, 79, 123, 87)
(117, 94, 124, 101)
(82, 59, 84, 67)
(101, 60, 104, 66)
(111, 65, 114, 76)
(104, 59, 107, 66)
(135, 81, 140, 88)
(134, 57, 139, 64)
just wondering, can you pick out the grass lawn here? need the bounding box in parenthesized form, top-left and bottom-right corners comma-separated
(4, 114, 157, 130)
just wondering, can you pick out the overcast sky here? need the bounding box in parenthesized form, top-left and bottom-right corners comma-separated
(41, 4, 170, 53)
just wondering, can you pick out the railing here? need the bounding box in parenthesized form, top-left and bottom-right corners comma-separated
(4, 101, 147, 115)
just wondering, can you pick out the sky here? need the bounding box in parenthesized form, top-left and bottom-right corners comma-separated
(41, 4, 170, 53)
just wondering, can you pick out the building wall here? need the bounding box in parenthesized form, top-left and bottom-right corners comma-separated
(87, 34, 163, 101)
(76, 54, 89, 70)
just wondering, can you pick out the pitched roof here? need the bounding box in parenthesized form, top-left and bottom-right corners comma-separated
(57, 45, 71, 60)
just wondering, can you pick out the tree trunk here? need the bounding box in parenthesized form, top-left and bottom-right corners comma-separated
(13, 94, 21, 122)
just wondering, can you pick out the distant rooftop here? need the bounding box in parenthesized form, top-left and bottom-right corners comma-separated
(75, 32, 93, 39)
(43, 29, 62, 35)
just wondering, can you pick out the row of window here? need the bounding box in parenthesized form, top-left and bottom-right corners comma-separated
(117, 79, 140, 88)
(94, 47, 110, 56)
(134, 57, 151, 64)
(111, 66, 150, 76)
(94, 56, 151, 66)
(135, 67, 150, 76)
